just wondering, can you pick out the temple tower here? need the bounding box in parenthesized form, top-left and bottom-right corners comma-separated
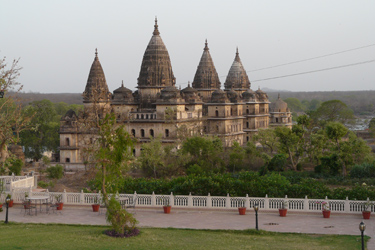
(137, 18, 176, 109)
(224, 48, 251, 95)
(82, 49, 111, 115)
(192, 40, 221, 102)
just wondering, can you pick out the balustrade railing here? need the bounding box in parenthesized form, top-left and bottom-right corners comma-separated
(0, 190, 372, 214)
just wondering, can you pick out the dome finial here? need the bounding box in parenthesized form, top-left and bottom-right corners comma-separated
(235, 47, 240, 62)
(95, 48, 98, 56)
(122, 80, 124, 87)
(153, 17, 160, 35)
(188, 81, 191, 88)
(204, 39, 209, 51)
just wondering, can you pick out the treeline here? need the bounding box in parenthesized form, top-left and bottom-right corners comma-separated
(268, 91, 375, 115)
(133, 100, 372, 179)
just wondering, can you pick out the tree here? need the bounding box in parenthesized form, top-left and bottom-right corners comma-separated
(20, 100, 60, 161)
(228, 141, 245, 172)
(0, 57, 32, 163)
(138, 137, 165, 178)
(275, 126, 304, 170)
(284, 98, 305, 112)
(310, 100, 354, 127)
(252, 128, 279, 154)
(181, 136, 224, 173)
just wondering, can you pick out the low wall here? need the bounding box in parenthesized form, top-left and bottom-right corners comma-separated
(0, 189, 372, 214)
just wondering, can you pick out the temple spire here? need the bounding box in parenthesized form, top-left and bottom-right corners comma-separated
(153, 17, 160, 35)
(235, 47, 240, 62)
(204, 39, 209, 51)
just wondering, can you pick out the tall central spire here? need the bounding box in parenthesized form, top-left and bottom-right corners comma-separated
(153, 17, 160, 35)
(137, 19, 176, 108)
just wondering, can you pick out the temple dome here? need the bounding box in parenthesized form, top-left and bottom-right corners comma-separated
(256, 88, 268, 102)
(83, 49, 111, 103)
(224, 48, 251, 90)
(192, 40, 221, 90)
(270, 94, 288, 112)
(137, 18, 175, 88)
(157, 86, 183, 103)
(226, 88, 240, 103)
(181, 83, 202, 103)
(211, 89, 230, 103)
(112, 81, 134, 104)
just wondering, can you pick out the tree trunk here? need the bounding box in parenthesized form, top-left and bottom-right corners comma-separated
(0, 142, 8, 163)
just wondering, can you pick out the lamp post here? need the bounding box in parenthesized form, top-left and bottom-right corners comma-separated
(359, 221, 366, 250)
(5, 197, 10, 224)
(253, 203, 259, 231)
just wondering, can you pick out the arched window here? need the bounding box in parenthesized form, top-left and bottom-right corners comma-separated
(276, 118, 279, 123)
(215, 110, 219, 117)
(216, 125, 219, 132)
(246, 109, 249, 114)
(141, 129, 145, 137)
(246, 122, 249, 128)
(66, 158, 70, 163)
(230, 109, 233, 116)
(131, 129, 136, 137)
(141, 114, 144, 119)
(136, 114, 139, 119)
(150, 129, 154, 137)
(146, 114, 149, 119)
(165, 129, 169, 138)
(246, 136, 249, 142)
(66, 138, 70, 146)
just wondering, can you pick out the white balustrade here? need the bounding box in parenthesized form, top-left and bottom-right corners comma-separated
(1, 188, 373, 215)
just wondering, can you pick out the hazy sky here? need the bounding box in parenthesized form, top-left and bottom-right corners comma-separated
(1, 0, 375, 93)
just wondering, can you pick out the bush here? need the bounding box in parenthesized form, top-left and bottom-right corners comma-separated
(46, 165, 64, 179)
(350, 163, 375, 178)
(106, 196, 138, 235)
(4, 156, 23, 176)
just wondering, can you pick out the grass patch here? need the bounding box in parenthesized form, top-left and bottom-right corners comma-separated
(0, 223, 368, 250)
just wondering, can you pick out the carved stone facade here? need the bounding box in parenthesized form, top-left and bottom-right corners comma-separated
(59, 19, 291, 164)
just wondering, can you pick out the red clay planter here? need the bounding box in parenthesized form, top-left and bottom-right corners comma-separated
(163, 206, 171, 214)
(279, 209, 287, 217)
(238, 207, 246, 215)
(362, 211, 371, 220)
(322, 210, 331, 218)
(92, 204, 100, 212)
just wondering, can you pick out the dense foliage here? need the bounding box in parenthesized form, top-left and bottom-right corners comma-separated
(105, 171, 375, 200)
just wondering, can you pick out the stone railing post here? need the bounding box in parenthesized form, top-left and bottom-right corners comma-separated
(304, 196, 309, 211)
(62, 189, 67, 204)
(170, 192, 174, 207)
(285, 195, 289, 209)
(80, 190, 84, 204)
(134, 191, 137, 205)
(188, 192, 193, 208)
(207, 193, 212, 208)
(151, 192, 156, 206)
(344, 196, 350, 213)
(33, 175, 38, 188)
(226, 193, 231, 209)
(245, 194, 249, 208)
(29, 186, 33, 197)
(264, 194, 269, 210)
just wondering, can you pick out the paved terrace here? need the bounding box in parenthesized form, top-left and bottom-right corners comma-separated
(2, 205, 374, 249)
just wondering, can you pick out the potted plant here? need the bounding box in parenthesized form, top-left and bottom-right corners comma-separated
(163, 198, 171, 214)
(321, 201, 330, 218)
(279, 200, 288, 217)
(6, 194, 14, 207)
(55, 194, 63, 210)
(92, 196, 100, 212)
(362, 200, 373, 219)
(238, 206, 246, 215)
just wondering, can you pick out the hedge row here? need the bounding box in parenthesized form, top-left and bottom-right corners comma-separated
(116, 172, 375, 200)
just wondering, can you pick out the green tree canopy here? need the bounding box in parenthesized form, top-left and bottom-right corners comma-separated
(310, 100, 354, 126)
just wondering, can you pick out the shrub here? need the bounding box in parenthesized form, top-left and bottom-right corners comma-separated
(106, 196, 138, 235)
(350, 163, 375, 178)
(7, 158, 23, 176)
(46, 165, 64, 179)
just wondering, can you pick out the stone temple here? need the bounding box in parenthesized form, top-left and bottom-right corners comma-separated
(59, 19, 292, 166)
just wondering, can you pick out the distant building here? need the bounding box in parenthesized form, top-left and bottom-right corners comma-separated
(269, 94, 293, 128)
(59, 19, 291, 164)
